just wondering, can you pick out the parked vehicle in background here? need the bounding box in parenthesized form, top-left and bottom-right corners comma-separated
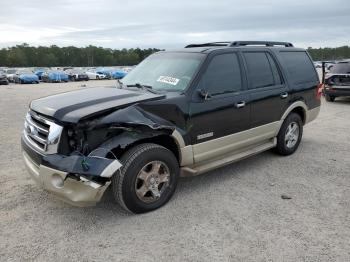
(122, 67, 134, 73)
(21, 41, 321, 214)
(65, 69, 89, 81)
(86, 70, 108, 80)
(4, 68, 17, 82)
(0, 71, 9, 85)
(13, 69, 39, 84)
(111, 69, 127, 79)
(314, 62, 322, 68)
(324, 61, 350, 102)
(41, 70, 69, 83)
(34, 68, 49, 81)
(95, 68, 112, 79)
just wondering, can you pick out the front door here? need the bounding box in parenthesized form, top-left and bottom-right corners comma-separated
(189, 52, 250, 163)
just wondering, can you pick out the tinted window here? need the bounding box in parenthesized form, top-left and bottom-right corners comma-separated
(200, 53, 242, 95)
(279, 51, 318, 84)
(244, 52, 275, 89)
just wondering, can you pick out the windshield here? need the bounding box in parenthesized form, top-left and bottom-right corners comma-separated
(121, 52, 204, 91)
(330, 63, 350, 74)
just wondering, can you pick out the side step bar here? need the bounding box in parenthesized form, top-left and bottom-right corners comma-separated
(180, 138, 276, 177)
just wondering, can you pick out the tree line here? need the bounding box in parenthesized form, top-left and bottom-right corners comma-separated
(307, 46, 350, 61)
(0, 43, 161, 67)
(0, 43, 349, 67)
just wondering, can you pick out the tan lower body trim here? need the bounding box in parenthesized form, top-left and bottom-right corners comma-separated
(192, 121, 281, 163)
(305, 106, 320, 124)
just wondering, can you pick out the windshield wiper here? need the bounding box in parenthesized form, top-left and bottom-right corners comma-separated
(126, 83, 159, 94)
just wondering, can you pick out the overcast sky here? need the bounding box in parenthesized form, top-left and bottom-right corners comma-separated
(1, 0, 349, 49)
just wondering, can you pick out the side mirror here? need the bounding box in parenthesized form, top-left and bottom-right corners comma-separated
(198, 89, 211, 100)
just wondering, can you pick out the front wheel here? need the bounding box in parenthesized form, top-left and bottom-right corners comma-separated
(112, 143, 179, 214)
(274, 113, 303, 156)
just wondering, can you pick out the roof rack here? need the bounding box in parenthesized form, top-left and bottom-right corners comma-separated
(185, 41, 294, 48)
(185, 42, 232, 48)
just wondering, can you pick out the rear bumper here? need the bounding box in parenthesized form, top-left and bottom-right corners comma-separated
(22, 151, 111, 206)
(324, 86, 350, 97)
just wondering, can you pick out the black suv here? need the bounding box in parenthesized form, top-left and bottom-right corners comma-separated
(21, 41, 321, 213)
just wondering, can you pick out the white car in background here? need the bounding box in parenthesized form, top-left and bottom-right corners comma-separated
(86, 70, 107, 80)
(4, 68, 17, 82)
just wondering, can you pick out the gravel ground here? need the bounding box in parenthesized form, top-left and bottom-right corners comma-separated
(0, 81, 349, 262)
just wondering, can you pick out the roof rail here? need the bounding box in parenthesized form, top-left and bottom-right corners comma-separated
(185, 42, 232, 48)
(185, 41, 294, 48)
(230, 41, 293, 47)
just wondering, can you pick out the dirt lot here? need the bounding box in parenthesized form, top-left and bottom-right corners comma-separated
(0, 81, 349, 262)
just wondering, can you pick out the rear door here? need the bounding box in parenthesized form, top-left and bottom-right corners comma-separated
(189, 51, 250, 163)
(242, 51, 288, 129)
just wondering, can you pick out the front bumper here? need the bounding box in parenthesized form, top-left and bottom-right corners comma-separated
(22, 151, 111, 206)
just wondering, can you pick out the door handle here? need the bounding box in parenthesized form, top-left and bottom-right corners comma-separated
(235, 101, 246, 108)
(280, 92, 288, 99)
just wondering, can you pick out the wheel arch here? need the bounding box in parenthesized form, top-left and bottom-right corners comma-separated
(281, 101, 307, 125)
(97, 131, 184, 165)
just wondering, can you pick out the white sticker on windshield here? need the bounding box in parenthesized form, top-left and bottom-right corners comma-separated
(157, 76, 180, 86)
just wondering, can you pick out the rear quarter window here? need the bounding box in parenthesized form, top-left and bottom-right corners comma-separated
(279, 51, 318, 84)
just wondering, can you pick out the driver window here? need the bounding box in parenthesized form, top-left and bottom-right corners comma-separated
(199, 53, 242, 96)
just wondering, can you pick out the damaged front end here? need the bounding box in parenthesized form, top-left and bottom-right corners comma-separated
(22, 150, 117, 206)
(22, 104, 178, 206)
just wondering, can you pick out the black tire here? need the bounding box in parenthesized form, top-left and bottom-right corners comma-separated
(112, 143, 179, 214)
(274, 113, 303, 156)
(325, 94, 335, 102)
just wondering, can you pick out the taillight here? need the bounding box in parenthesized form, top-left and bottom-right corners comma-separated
(316, 83, 324, 100)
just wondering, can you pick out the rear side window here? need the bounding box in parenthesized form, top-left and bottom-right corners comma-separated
(199, 53, 242, 95)
(243, 52, 281, 89)
(279, 51, 318, 84)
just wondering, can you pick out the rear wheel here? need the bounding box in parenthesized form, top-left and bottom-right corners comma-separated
(275, 113, 303, 156)
(112, 143, 179, 214)
(325, 94, 335, 102)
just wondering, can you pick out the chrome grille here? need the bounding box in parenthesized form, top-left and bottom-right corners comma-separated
(23, 111, 63, 154)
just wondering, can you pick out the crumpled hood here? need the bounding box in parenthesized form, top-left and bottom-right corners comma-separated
(30, 87, 165, 123)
